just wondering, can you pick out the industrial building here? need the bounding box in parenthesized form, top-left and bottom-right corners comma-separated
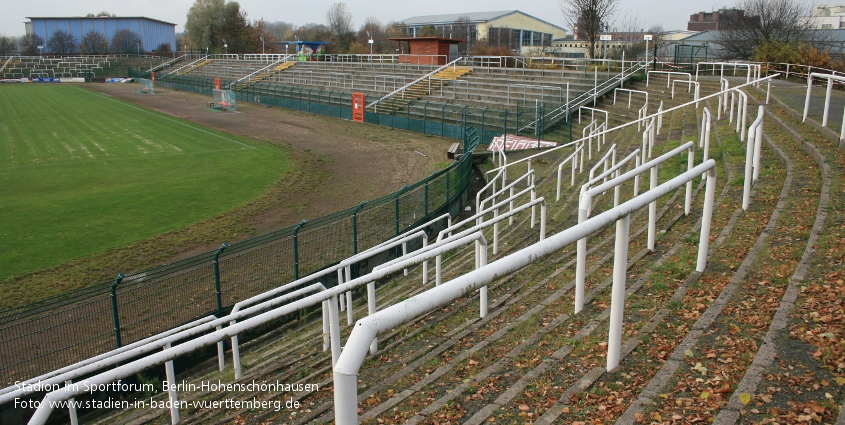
(24, 16, 177, 52)
(398, 10, 567, 55)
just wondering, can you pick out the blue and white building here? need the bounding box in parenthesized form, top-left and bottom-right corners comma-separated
(25, 16, 177, 52)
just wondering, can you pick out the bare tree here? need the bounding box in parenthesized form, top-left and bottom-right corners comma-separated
(21, 34, 43, 55)
(326, 2, 354, 51)
(79, 30, 109, 54)
(453, 15, 476, 55)
(0, 35, 14, 56)
(560, 0, 619, 58)
(47, 30, 78, 55)
(111, 29, 143, 55)
(357, 17, 386, 53)
(716, 0, 813, 59)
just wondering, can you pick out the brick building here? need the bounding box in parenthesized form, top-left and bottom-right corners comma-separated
(687, 8, 745, 31)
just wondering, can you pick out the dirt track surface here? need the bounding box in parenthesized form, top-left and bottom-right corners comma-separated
(91, 83, 453, 235)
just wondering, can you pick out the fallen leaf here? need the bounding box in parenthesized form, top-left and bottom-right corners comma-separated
(739, 393, 752, 405)
(685, 349, 694, 357)
(700, 391, 711, 400)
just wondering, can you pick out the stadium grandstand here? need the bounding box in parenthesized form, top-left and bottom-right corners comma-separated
(1, 49, 845, 425)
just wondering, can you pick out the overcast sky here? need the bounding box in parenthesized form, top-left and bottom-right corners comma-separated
(2, 0, 736, 37)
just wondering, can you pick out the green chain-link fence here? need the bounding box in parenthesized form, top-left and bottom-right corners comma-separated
(0, 126, 479, 386)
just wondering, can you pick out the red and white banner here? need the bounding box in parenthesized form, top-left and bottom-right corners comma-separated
(488, 134, 557, 152)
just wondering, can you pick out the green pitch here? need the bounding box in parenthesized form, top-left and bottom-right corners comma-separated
(0, 84, 287, 280)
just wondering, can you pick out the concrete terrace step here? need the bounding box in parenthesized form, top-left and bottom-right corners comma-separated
(70, 67, 840, 425)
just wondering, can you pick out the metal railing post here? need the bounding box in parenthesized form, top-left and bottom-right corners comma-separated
(110, 273, 126, 349)
(394, 185, 409, 241)
(212, 243, 229, 317)
(293, 220, 308, 280)
(352, 201, 367, 255)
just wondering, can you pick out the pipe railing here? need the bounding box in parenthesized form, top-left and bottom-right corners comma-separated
(163, 55, 209, 77)
(556, 144, 586, 201)
(0, 315, 216, 401)
(366, 57, 462, 110)
(333, 159, 718, 424)
(575, 141, 696, 313)
(329, 72, 354, 88)
(695, 61, 761, 85)
(671, 80, 701, 108)
(507, 84, 566, 105)
(802, 72, 845, 140)
(646, 70, 691, 88)
(226, 57, 287, 88)
(613, 88, 648, 111)
(743, 105, 765, 211)
(27, 206, 531, 425)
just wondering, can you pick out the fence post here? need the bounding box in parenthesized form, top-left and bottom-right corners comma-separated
(352, 201, 367, 255)
(213, 243, 230, 317)
(395, 185, 408, 237)
(446, 171, 451, 203)
(110, 273, 126, 349)
(293, 219, 308, 280)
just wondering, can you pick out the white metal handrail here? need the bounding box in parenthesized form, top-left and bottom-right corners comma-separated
(507, 84, 565, 105)
(556, 144, 586, 201)
(147, 56, 183, 74)
(695, 61, 761, 84)
(333, 159, 719, 424)
(27, 216, 518, 425)
(226, 57, 288, 88)
(647, 70, 691, 88)
(164, 55, 209, 77)
(0, 315, 215, 401)
(329, 72, 354, 88)
(743, 105, 765, 211)
(671, 79, 701, 108)
(375, 75, 405, 93)
(802, 72, 845, 140)
(575, 141, 696, 313)
(489, 74, 780, 178)
(366, 57, 463, 110)
(430, 78, 469, 99)
(613, 88, 648, 111)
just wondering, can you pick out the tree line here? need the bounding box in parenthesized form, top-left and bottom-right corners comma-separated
(0, 30, 167, 56)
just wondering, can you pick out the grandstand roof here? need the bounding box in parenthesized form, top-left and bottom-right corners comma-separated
(400, 10, 566, 32)
(26, 16, 176, 26)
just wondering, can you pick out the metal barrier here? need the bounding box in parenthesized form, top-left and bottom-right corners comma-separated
(333, 159, 719, 424)
(0, 127, 478, 387)
(802, 72, 845, 140)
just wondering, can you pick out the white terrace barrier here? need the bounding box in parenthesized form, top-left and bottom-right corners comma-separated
(646, 70, 691, 88)
(333, 159, 719, 424)
(802, 72, 845, 140)
(20, 71, 779, 425)
(695, 61, 762, 84)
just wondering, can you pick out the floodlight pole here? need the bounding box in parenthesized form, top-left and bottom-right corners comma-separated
(260, 36, 265, 54)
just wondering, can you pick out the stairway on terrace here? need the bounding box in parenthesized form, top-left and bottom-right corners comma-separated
(229, 61, 297, 91)
(76, 72, 789, 425)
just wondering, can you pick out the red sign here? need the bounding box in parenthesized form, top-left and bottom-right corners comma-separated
(352, 93, 365, 122)
(214, 78, 221, 90)
(151, 71, 156, 86)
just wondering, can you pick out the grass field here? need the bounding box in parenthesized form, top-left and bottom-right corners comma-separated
(0, 84, 287, 281)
